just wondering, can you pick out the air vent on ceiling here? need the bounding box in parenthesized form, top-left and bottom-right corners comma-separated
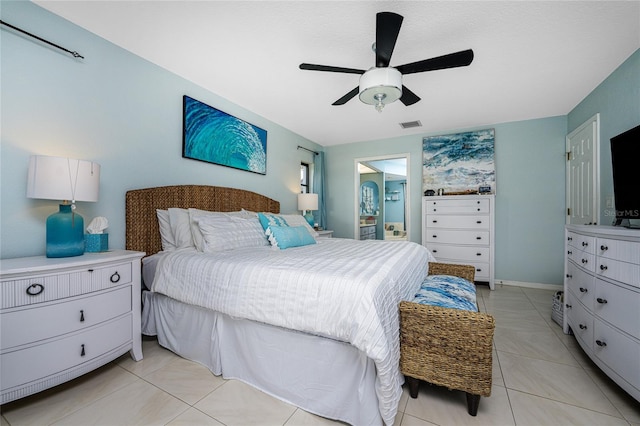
(399, 120, 422, 129)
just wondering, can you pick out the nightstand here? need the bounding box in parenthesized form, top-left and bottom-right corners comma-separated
(316, 230, 334, 238)
(0, 250, 145, 404)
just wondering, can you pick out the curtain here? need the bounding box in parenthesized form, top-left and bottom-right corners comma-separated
(313, 151, 326, 229)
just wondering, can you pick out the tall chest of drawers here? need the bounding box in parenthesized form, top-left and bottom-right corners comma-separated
(0, 250, 145, 404)
(422, 195, 495, 289)
(563, 225, 639, 402)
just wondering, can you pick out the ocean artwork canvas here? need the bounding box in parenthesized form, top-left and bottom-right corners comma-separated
(422, 129, 495, 194)
(183, 96, 267, 174)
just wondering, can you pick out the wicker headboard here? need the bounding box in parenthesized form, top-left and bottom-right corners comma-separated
(125, 185, 280, 257)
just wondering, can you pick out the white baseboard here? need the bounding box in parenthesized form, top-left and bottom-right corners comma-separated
(494, 279, 563, 291)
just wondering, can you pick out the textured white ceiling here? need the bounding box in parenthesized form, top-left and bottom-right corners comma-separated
(35, 1, 640, 147)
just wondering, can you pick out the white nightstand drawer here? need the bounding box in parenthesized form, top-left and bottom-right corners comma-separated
(1, 262, 132, 309)
(426, 215, 489, 229)
(426, 229, 489, 245)
(1, 286, 131, 350)
(1, 314, 132, 391)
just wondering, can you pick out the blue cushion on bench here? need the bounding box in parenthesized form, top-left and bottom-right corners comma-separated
(413, 275, 478, 312)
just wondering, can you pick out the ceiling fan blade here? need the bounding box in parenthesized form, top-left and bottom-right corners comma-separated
(376, 12, 404, 68)
(396, 49, 474, 75)
(400, 85, 420, 106)
(332, 87, 360, 105)
(300, 63, 365, 75)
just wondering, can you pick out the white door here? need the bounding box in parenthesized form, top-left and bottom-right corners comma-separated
(566, 114, 599, 225)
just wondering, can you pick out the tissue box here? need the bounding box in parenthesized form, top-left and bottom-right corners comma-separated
(85, 234, 108, 252)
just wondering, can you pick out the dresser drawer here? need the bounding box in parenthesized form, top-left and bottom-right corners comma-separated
(424, 198, 490, 214)
(565, 292, 593, 351)
(597, 238, 640, 264)
(427, 244, 490, 262)
(426, 229, 489, 245)
(1, 314, 132, 391)
(1, 261, 132, 309)
(595, 257, 640, 289)
(565, 261, 594, 308)
(566, 232, 595, 255)
(593, 319, 640, 391)
(593, 278, 640, 339)
(567, 248, 595, 273)
(426, 215, 489, 229)
(1, 286, 131, 350)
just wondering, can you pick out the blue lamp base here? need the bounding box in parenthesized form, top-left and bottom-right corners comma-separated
(46, 204, 85, 258)
(303, 211, 315, 227)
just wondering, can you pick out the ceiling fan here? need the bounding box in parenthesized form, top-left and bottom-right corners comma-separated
(299, 12, 474, 112)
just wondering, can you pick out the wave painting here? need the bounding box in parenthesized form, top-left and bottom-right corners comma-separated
(422, 129, 495, 194)
(183, 96, 267, 174)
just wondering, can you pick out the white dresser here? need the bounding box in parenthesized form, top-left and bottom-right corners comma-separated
(0, 250, 145, 404)
(563, 225, 639, 402)
(422, 195, 495, 289)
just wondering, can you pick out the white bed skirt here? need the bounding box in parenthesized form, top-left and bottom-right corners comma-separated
(141, 291, 383, 425)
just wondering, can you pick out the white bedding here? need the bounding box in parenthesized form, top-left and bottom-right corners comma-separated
(151, 238, 433, 425)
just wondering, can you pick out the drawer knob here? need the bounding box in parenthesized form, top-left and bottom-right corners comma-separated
(579, 324, 588, 330)
(599, 264, 608, 271)
(476, 220, 482, 224)
(595, 340, 607, 347)
(581, 258, 588, 264)
(432, 249, 438, 253)
(582, 241, 589, 247)
(596, 297, 608, 304)
(579, 287, 588, 293)
(565, 303, 572, 309)
(567, 250, 573, 255)
(476, 236, 482, 240)
(81, 344, 86, 357)
(432, 235, 437, 238)
(110, 271, 121, 283)
(600, 245, 608, 251)
(26, 283, 44, 296)
(566, 274, 573, 279)
(80, 310, 85, 322)
(567, 236, 573, 241)
(476, 253, 482, 256)
(432, 220, 438, 223)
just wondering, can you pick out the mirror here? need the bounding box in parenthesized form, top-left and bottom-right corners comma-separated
(355, 155, 409, 241)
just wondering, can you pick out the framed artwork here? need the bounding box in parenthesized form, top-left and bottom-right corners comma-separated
(183, 95, 267, 174)
(422, 129, 495, 194)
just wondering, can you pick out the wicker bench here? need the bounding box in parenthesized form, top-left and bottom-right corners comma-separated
(399, 262, 496, 416)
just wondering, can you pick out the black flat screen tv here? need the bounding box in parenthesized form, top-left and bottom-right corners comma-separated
(610, 124, 640, 227)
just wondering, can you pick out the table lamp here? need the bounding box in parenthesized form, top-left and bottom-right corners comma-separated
(297, 193, 318, 227)
(27, 155, 100, 258)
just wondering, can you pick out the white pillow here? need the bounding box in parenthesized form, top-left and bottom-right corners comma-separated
(168, 208, 194, 249)
(156, 209, 176, 251)
(189, 208, 249, 251)
(196, 213, 269, 252)
(276, 214, 319, 238)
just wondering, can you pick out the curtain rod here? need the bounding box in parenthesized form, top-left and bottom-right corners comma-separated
(297, 146, 319, 156)
(1, 20, 85, 59)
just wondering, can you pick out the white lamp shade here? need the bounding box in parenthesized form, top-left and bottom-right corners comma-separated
(297, 193, 318, 211)
(27, 155, 100, 202)
(359, 67, 402, 105)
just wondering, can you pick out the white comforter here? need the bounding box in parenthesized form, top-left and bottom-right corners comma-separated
(151, 238, 432, 425)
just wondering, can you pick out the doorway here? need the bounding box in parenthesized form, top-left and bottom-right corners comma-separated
(566, 114, 600, 225)
(354, 154, 410, 240)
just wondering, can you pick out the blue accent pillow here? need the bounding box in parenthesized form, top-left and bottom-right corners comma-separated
(257, 212, 289, 231)
(267, 225, 316, 250)
(413, 275, 478, 312)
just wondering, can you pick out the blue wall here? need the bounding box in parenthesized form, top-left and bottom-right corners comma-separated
(568, 49, 640, 224)
(325, 117, 568, 285)
(1, 2, 321, 258)
(384, 180, 406, 225)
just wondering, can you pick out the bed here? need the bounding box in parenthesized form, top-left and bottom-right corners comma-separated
(126, 185, 433, 425)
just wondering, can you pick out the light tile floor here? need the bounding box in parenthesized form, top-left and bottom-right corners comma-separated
(2, 285, 639, 425)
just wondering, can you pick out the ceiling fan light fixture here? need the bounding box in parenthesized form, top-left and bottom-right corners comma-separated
(359, 67, 402, 112)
